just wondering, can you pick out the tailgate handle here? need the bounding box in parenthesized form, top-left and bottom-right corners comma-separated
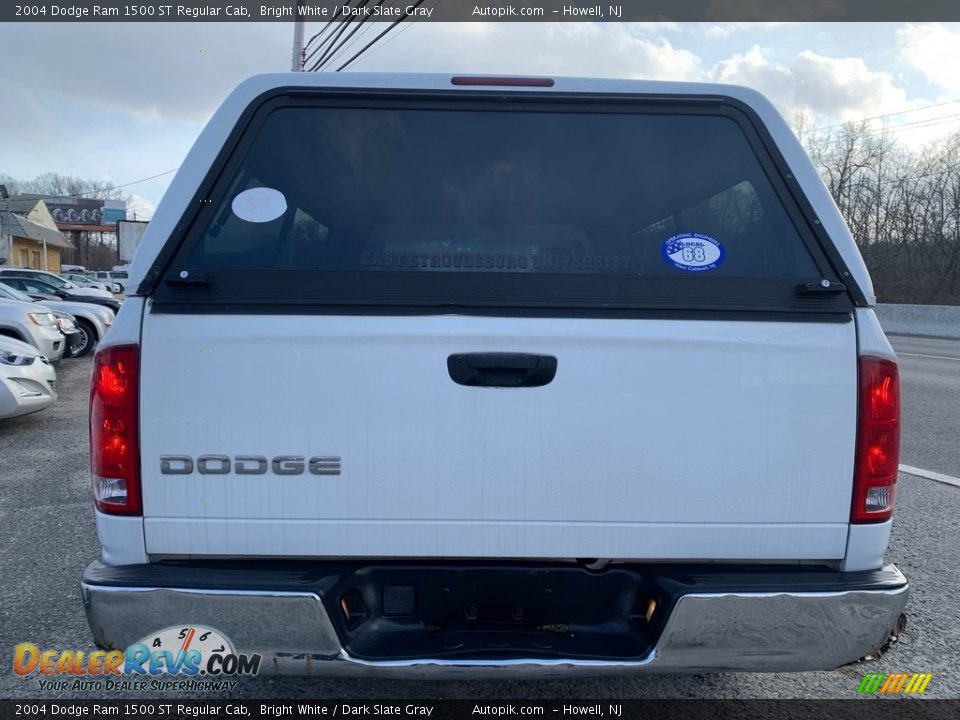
(447, 353, 557, 388)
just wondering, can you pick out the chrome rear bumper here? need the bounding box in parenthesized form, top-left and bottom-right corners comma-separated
(81, 561, 908, 677)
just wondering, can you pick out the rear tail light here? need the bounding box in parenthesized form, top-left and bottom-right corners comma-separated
(90, 344, 141, 515)
(851, 356, 900, 523)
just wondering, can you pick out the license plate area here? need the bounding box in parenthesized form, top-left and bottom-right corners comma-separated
(329, 564, 661, 661)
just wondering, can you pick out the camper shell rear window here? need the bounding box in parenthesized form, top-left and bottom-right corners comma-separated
(148, 91, 854, 317)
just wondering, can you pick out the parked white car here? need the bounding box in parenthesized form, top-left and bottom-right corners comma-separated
(0, 268, 115, 299)
(84, 271, 127, 294)
(0, 283, 113, 357)
(62, 273, 123, 295)
(0, 335, 57, 419)
(0, 298, 65, 362)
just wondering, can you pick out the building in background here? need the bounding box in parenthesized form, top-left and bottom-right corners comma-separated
(10, 195, 128, 269)
(0, 196, 74, 273)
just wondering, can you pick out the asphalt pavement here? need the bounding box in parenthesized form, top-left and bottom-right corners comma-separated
(1, 335, 959, 700)
(889, 335, 960, 480)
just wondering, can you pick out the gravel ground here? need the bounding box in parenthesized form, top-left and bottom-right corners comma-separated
(1, 349, 958, 700)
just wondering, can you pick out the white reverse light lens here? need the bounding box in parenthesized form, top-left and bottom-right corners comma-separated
(864, 486, 893, 514)
(93, 476, 129, 505)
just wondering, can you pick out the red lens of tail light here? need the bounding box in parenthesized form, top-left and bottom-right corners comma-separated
(90, 344, 141, 515)
(851, 356, 900, 523)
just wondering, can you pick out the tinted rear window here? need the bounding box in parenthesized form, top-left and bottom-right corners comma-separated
(154, 96, 847, 315)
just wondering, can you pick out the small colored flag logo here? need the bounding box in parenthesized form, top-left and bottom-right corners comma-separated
(857, 672, 933, 694)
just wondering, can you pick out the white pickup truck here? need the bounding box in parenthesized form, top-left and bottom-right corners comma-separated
(82, 73, 907, 676)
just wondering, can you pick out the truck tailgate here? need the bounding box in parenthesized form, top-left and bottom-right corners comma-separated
(139, 312, 855, 560)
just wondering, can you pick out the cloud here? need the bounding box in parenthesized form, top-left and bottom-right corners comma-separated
(897, 23, 960, 95)
(710, 45, 912, 125)
(698, 23, 793, 39)
(350, 23, 702, 81)
(0, 22, 703, 126)
(1, 22, 702, 210)
(126, 194, 157, 221)
(710, 46, 793, 106)
(4, 21, 959, 207)
(0, 78, 57, 157)
(0, 23, 291, 124)
(791, 51, 911, 121)
(625, 22, 682, 33)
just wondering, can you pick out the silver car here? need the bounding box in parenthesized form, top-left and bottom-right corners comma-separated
(0, 298, 65, 361)
(0, 335, 57, 419)
(0, 268, 116, 300)
(0, 283, 113, 357)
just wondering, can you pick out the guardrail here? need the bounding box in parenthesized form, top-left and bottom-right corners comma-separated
(876, 304, 960, 339)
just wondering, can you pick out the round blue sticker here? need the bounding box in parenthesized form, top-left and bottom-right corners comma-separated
(661, 233, 725, 272)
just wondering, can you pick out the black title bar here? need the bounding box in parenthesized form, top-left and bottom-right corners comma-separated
(4, 1, 960, 22)
(0, 701, 958, 720)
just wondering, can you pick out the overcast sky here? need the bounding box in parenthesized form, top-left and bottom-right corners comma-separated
(2, 21, 960, 218)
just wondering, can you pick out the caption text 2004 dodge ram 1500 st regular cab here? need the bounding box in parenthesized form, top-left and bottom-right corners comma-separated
(81, 73, 907, 676)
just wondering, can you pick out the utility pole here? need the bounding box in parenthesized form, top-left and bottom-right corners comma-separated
(0, 211, 6, 266)
(0, 184, 9, 265)
(291, 9, 305, 71)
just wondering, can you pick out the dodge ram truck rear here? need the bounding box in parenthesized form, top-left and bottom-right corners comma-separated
(81, 73, 908, 675)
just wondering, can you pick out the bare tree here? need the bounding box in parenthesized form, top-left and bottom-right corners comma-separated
(20, 172, 127, 201)
(0, 175, 23, 196)
(803, 124, 960, 304)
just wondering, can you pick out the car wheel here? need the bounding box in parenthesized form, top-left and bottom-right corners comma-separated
(73, 318, 96, 358)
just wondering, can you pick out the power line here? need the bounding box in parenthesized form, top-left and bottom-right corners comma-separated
(306, 0, 372, 72)
(302, 22, 342, 68)
(880, 113, 960, 134)
(317, 5, 387, 71)
(35, 168, 180, 200)
(301, 0, 445, 74)
(808, 98, 960, 135)
(348, 0, 442, 66)
(303, 3, 359, 70)
(821, 113, 960, 140)
(801, 114, 960, 143)
(336, 0, 428, 72)
(310, 0, 383, 72)
(302, 14, 342, 63)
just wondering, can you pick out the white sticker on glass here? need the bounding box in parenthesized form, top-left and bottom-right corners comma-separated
(231, 187, 287, 223)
